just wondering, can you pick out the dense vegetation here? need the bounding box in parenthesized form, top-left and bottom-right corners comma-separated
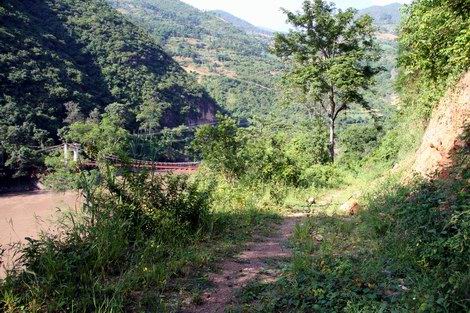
(0, 0, 401, 179)
(272, 0, 381, 160)
(227, 0, 470, 311)
(107, 0, 400, 126)
(1, 0, 469, 312)
(0, 0, 216, 178)
(107, 0, 284, 120)
(398, 0, 470, 117)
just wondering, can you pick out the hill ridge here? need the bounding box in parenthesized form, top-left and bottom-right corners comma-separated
(0, 0, 217, 177)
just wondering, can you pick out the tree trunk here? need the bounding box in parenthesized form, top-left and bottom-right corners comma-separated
(328, 118, 335, 162)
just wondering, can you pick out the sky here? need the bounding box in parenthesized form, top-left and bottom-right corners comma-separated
(180, 0, 411, 31)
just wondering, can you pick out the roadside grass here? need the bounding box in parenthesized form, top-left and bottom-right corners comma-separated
(0, 170, 283, 312)
(231, 146, 469, 312)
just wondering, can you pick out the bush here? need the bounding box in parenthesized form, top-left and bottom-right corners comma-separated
(106, 171, 212, 234)
(285, 123, 330, 168)
(398, 0, 470, 116)
(193, 114, 245, 177)
(300, 164, 344, 188)
(195, 116, 331, 187)
(65, 115, 131, 162)
(339, 123, 382, 166)
(243, 135, 302, 186)
(0, 170, 212, 311)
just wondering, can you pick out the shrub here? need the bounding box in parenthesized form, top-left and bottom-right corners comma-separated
(338, 123, 382, 166)
(106, 171, 212, 234)
(0, 170, 212, 311)
(398, 0, 470, 116)
(243, 135, 302, 186)
(285, 122, 330, 169)
(300, 164, 344, 188)
(193, 114, 245, 177)
(65, 116, 131, 162)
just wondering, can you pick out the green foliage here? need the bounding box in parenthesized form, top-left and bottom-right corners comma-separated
(0, 170, 213, 311)
(194, 115, 244, 177)
(300, 164, 344, 188)
(339, 124, 382, 166)
(0, 164, 288, 311)
(273, 0, 381, 160)
(0, 0, 216, 178)
(65, 117, 130, 162)
(41, 153, 85, 191)
(285, 123, 330, 168)
(242, 135, 302, 186)
(130, 125, 198, 162)
(233, 145, 469, 312)
(194, 115, 338, 187)
(398, 0, 470, 116)
(107, 0, 283, 121)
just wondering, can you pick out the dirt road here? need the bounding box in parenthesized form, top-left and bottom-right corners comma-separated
(184, 213, 307, 313)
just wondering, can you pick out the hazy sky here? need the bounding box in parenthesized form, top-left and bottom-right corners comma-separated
(181, 0, 411, 31)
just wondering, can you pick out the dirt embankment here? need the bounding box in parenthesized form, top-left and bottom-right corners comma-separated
(412, 71, 470, 179)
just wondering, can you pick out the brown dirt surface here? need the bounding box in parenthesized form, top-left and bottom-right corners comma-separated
(412, 71, 470, 179)
(183, 213, 306, 313)
(0, 191, 81, 275)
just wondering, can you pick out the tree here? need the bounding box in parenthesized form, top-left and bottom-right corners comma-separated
(272, 0, 380, 161)
(64, 102, 84, 125)
(193, 114, 245, 177)
(65, 116, 130, 162)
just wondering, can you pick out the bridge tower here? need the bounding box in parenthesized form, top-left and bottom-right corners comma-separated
(72, 144, 81, 162)
(63, 143, 69, 164)
(63, 143, 81, 163)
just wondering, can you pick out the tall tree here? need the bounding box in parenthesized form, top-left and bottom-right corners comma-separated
(272, 0, 380, 161)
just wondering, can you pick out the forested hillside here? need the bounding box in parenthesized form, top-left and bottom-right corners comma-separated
(107, 0, 283, 120)
(108, 0, 403, 127)
(209, 10, 274, 37)
(359, 2, 402, 33)
(0, 0, 216, 178)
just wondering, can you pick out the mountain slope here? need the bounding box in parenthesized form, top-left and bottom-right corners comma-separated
(107, 0, 283, 120)
(209, 10, 273, 37)
(359, 2, 402, 33)
(412, 71, 469, 179)
(0, 0, 216, 177)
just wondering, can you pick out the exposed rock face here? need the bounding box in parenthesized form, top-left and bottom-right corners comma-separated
(412, 71, 470, 179)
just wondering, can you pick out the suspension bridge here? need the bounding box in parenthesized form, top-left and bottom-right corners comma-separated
(38, 143, 200, 173)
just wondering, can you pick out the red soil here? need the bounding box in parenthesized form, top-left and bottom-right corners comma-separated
(412, 71, 470, 179)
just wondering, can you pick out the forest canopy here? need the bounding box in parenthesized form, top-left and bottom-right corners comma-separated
(0, 0, 217, 178)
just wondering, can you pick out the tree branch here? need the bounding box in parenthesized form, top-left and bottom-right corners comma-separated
(333, 104, 347, 120)
(320, 101, 328, 114)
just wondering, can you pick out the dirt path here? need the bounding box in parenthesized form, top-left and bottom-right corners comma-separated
(0, 191, 81, 275)
(184, 213, 306, 313)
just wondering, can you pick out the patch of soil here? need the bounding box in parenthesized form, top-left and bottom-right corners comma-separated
(183, 213, 306, 313)
(412, 71, 470, 179)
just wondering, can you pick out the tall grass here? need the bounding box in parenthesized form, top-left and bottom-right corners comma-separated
(0, 168, 282, 311)
(231, 126, 469, 312)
